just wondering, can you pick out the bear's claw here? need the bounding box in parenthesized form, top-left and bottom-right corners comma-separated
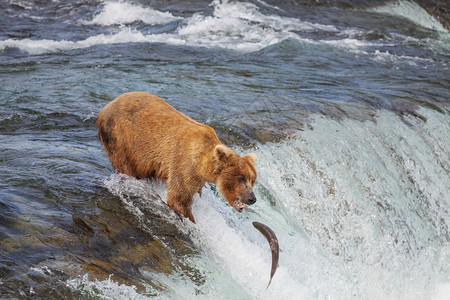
(173, 209, 185, 221)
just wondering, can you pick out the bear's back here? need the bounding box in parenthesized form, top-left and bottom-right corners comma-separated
(97, 92, 220, 179)
(108, 92, 211, 132)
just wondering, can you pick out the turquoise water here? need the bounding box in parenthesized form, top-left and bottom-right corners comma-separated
(1, 0, 449, 299)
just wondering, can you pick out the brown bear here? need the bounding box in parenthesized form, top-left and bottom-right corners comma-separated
(97, 92, 257, 223)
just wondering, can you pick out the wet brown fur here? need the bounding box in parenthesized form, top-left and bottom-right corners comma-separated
(97, 92, 257, 223)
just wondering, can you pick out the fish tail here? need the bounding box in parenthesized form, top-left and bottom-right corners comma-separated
(266, 278, 272, 289)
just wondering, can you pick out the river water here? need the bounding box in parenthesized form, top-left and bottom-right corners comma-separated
(1, 0, 449, 299)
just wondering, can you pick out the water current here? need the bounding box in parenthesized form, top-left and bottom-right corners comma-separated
(1, 0, 449, 299)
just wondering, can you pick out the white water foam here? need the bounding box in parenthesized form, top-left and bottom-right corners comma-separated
(433, 282, 450, 300)
(322, 37, 385, 51)
(2, 0, 442, 66)
(0, 27, 189, 55)
(175, 0, 335, 52)
(255, 108, 450, 299)
(372, 49, 434, 66)
(66, 274, 148, 299)
(322, 36, 437, 66)
(84, 1, 181, 26)
(183, 188, 313, 299)
(370, 0, 448, 33)
(0, 0, 332, 54)
(102, 173, 170, 221)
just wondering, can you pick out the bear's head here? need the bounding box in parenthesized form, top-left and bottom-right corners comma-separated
(213, 145, 257, 213)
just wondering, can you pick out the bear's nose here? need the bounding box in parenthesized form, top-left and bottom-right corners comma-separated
(248, 192, 256, 205)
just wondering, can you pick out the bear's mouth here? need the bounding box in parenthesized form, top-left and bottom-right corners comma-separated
(233, 198, 245, 212)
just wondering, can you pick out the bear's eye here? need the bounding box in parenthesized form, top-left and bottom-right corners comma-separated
(251, 180, 255, 186)
(238, 176, 246, 184)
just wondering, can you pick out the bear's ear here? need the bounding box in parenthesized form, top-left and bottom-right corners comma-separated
(214, 145, 233, 161)
(245, 153, 257, 165)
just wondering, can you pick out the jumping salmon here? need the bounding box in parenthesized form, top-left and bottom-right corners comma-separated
(252, 221, 279, 288)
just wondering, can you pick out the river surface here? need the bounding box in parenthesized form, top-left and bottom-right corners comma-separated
(1, 0, 449, 299)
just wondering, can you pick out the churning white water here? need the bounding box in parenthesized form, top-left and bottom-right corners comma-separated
(1, 0, 446, 62)
(82, 108, 450, 299)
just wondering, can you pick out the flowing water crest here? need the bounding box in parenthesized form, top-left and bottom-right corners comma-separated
(1, 0, 449, 299)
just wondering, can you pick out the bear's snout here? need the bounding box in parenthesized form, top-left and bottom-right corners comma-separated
(244, 191, 257, 205)
(248, 192, 256, 204)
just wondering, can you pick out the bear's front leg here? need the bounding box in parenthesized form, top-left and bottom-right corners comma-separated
(166, 187, 195, 223)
